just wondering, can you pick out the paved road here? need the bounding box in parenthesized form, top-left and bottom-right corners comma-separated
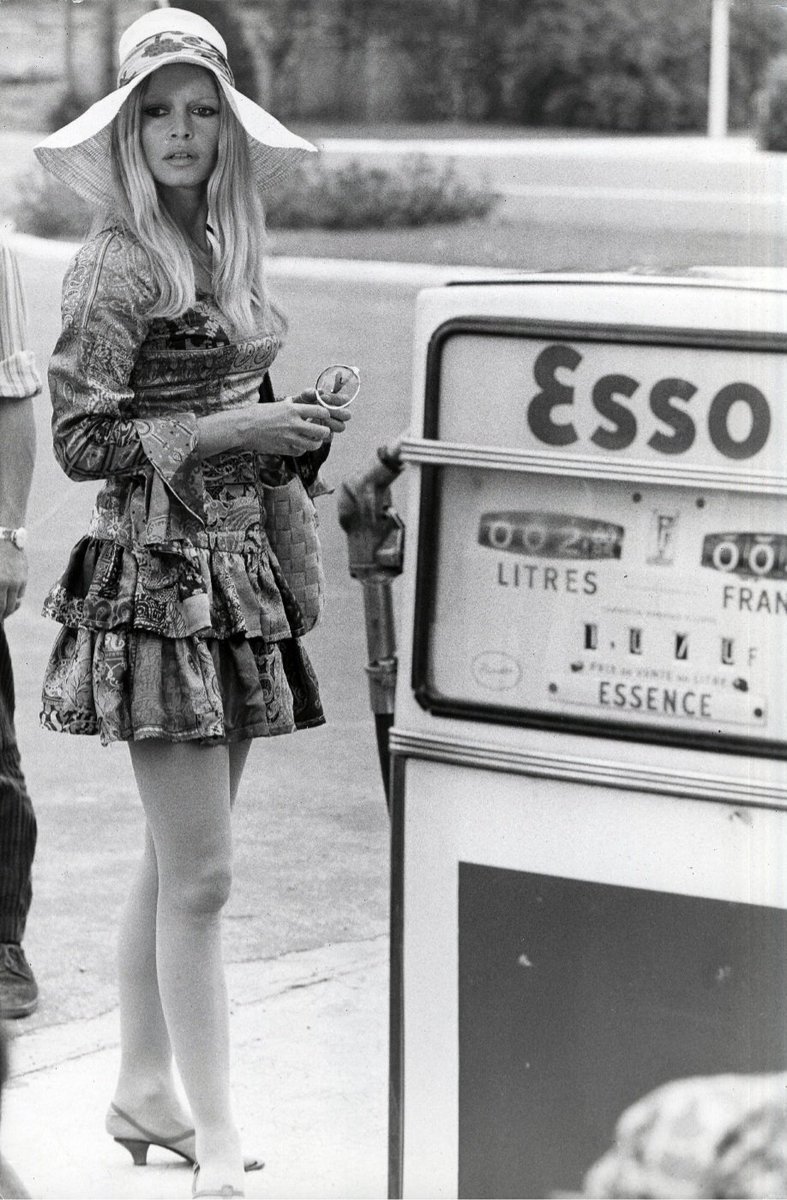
(5, 128, 784, 1029)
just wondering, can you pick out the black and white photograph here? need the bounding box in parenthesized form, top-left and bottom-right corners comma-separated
(0, 2, 786, 1198)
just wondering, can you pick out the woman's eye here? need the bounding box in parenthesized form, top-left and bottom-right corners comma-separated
(143, 106, 168, 118)
(194, 106, 218, 117)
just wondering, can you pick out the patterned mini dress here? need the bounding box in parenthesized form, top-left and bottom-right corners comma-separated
(40, 226, 325, 745)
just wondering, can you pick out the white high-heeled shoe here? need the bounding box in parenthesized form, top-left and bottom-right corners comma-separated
(107, 1103, 264, 1172)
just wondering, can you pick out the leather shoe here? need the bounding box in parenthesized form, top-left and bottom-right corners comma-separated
(0, 944, 38, 1018)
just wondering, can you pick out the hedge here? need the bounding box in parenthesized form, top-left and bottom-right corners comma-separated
(10, 154, 496, 239)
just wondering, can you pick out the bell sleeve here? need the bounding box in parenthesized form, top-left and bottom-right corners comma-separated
(48, 229, 205, 525)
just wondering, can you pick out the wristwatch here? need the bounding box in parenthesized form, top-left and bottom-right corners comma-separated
(0, 527, 27, 550)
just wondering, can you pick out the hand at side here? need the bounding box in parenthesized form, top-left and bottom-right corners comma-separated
(0, 543, 27, 621)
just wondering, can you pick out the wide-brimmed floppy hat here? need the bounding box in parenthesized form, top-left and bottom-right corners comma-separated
(34, 7, 316, 208)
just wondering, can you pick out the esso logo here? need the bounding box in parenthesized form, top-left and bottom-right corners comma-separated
(527, 343, 772, 461)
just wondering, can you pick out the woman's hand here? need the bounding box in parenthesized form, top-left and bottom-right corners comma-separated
(246, 396, 333, 456)
(0, 543, 27, 622)
(251, 389, 351, 456)
(197, 390, 351, 459)
(289, 388, 352, 438)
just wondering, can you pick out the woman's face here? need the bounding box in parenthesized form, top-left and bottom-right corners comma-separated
(140, 63, 221, 195)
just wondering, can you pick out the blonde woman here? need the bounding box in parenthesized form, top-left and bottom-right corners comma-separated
(35, 10, 350, 1197)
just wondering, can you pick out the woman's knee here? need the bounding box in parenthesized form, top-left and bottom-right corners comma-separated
(165, 861, 233, 918)
(129, 742, 236, 917)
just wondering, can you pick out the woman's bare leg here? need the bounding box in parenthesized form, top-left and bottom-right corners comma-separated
(110, 740, 252, 1148)
(117, 738, 251, 1192)
(109, 825, 192, 1136)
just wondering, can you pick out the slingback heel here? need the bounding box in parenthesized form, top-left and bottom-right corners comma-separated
(107, 1103, 196, 1165)
(114, 1137, 152, 1166)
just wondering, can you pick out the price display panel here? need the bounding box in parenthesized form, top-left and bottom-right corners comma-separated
(416, 466, 787, 755)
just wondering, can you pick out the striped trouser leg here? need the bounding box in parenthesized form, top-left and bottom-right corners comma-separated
(0, 626, 36, 944)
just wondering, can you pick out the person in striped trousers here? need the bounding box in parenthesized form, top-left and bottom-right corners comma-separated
(0, 232, 39, 1018)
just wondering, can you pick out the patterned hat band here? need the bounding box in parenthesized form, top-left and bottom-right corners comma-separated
(117, 31, 235, 90)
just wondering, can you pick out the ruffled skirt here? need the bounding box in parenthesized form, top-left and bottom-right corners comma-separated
(40, 536, 324, 745)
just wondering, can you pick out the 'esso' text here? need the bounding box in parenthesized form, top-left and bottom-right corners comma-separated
(527, 343, 771, 461)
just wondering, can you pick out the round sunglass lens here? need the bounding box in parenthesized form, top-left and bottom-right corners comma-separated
(315, 365, 360, 407)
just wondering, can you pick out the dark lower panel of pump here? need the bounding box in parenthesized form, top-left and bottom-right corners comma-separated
(458, 863, 787, 1200)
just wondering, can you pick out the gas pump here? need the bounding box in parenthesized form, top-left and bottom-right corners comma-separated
(385, 272, 787, 1199)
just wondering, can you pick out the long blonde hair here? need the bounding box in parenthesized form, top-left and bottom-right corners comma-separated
(109, 77, 280, 338)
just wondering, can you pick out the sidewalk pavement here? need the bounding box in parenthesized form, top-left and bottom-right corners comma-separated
(0, 937, 389, 1200)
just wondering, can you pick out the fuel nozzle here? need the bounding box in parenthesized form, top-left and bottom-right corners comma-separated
(339, 443, 407, 804)
(338, 443, 405, 582)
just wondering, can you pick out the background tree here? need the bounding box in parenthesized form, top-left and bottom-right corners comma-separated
(175, 0, 787, 130)
(173, 0, 258, 98)
(492, 0, 786, 130)
(333, 0, 785, 128)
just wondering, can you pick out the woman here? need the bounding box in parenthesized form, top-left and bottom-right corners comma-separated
(35, 10, 350, 1197)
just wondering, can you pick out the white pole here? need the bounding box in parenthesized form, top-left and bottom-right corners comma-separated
(708, 0, 731, 138)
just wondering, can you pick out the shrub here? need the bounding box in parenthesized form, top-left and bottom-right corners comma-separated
(266, 154, 496, 230)
(755, 54, 787, 151)
(9, 154, 496, 239)
(11, 165, 92, 241)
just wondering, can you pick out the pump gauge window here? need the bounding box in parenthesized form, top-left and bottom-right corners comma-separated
(478, 512, 624, 560)
(315, 364, 361, 409)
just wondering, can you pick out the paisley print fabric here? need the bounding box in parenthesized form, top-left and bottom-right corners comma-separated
(41, 226, 325, 744)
